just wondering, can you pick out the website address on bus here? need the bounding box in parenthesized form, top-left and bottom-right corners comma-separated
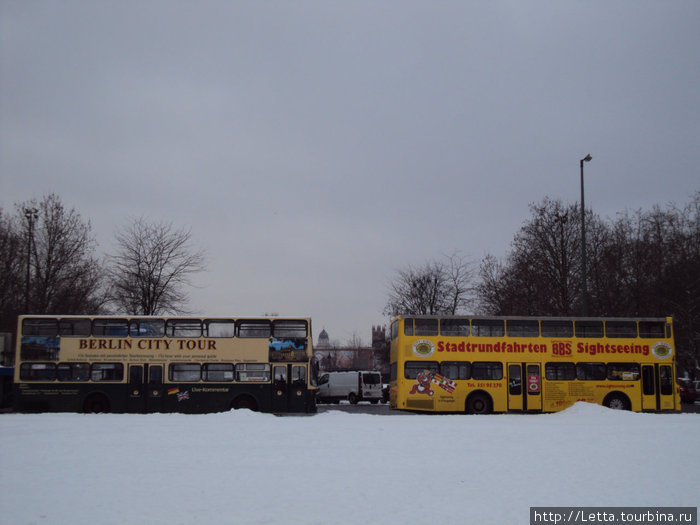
(530, 507, 696, 524)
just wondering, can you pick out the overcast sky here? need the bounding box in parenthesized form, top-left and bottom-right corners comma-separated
(2, 2, 698, 345)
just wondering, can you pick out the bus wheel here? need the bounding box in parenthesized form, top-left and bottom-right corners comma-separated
(466, 392, 492, 415)
(348, 393, 358, 404)
(603, 393, 630, 410)
(231, 395, 258, 411)
(83, 394, 110, 414)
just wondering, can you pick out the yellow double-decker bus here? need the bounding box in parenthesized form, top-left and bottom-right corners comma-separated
(14, 315, 317, 414)
(389, 315, 680, 413)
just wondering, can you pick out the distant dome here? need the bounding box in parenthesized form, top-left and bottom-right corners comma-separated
(317, 328, 330, 348)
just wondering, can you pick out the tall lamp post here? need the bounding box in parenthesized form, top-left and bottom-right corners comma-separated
(24, 207, 39, 313)
(580, 154, 592, 316)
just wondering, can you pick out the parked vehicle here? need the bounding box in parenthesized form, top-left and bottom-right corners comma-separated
(316, 371, 383, 404)
(677, 378, 697, 404)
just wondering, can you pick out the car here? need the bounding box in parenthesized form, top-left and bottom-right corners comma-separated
(677, 378, 697, 404)
(694, 379, 700, 393)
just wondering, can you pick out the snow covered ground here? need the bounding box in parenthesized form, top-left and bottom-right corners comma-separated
(1, 403, 698, 525)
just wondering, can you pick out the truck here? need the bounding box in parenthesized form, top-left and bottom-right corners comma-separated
(316, 370, 383, 404)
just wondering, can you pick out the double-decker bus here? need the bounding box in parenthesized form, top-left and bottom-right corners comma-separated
(389, 315, 680, 414)
(13, 315, 317, 414)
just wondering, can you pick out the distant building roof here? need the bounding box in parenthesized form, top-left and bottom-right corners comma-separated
(317, 328, 330, 348)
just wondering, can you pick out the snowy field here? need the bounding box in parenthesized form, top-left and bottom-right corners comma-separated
(1, 403, 698, 525)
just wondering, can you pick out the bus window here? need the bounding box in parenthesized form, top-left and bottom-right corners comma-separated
(170, 363, 201, 382)
(605, 321, 637, 338)
(404, 361, 439, 379)
(20, 363, 56, 380)
(93, 319, 128, 337)
(607, 363, 640, 381)
(237, 320, 271, 338)
(506, 320, 539, 337)
(440, 319, 469, 337)
(203, 363, 234, 382)
(274, 365, 287, 389)
(205, 320, 235, 338)
(638, 321, 665, 338)
(390, 320, 398, 340)
(576, 363, 606, 380)
(91, 363, 124, 381)
(166, 319, 202, 338)
(58, 319, 91, 337)
(273, 320, 307, 338)
(149, 365, 162, 385)
(22, 318, 58, 336)
(472, 362, 503, 380)
(415, 318, 438, 336)
(130, 319, 165, 337)
(642, 366, 655, 395)
(659, 365, 673, 395)
(236, 363, 271, 382)
(541, 320, 573, 337)
(471, 319, 504, 337)
(574, 320, 603, 338)
(292, 366, 306, 386)
(508, 364, 522, 395)
(404, 318, 415, 336)
(545, 362, 576, 381)
(441, 361, 470, 380)
(57, 363, 89, 381)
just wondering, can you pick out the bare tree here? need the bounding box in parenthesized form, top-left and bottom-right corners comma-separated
(0, 209, 25, 335)
(384, 252, 475, 317)
(0, 194, 106, 349)
(28, 194, 106, 314)
(107, 218, 206, 315)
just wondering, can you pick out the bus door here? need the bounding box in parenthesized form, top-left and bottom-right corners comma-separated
(507, 363, 542, 411)
(507, 363, 524, 411)
(128, 364, 164, 413)
(271, 364, 309, 413)
(642, 364, 676, 411)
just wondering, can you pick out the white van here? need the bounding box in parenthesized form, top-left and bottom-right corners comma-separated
(316, 371, 383, 404)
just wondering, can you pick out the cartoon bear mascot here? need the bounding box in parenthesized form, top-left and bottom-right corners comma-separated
(409, 371, 434, 396)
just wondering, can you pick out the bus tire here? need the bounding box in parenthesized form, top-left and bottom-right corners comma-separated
(466, 392, 492, 415)
(83, 394, 110, 414)
(231, 395, 258, 411)
(603, 393, 630, 411)
(348, 392, 358, 404)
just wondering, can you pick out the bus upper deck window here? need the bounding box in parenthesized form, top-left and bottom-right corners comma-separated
(404, 318, 414, 336)
(638, 321, 665, 338)
(574, 320, 603, 338)
(237, 320, 271, 338)
(58, 318, 91, 337)
(130, 319, 165, 337)
(93, 319, 128, 337)
(605, 321, 637, 338)
(166, 319, 203, 338)
(205, 320, 235, 338)
(506, 320, 539, 337)
(22, 318, 58, 336)
(273, 320, 307, 338)
(541, 320, 573, 338)
(440, 319, 469, 337)
(414, 318, 438, 336)
(471, 319, 504, 337)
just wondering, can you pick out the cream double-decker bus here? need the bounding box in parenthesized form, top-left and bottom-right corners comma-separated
(389, 315, 680, 414)
(14, 315, 317, 414)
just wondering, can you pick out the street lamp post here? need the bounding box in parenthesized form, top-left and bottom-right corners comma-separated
(24, 207, 39, 313)
(580, 154, 592, 316)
